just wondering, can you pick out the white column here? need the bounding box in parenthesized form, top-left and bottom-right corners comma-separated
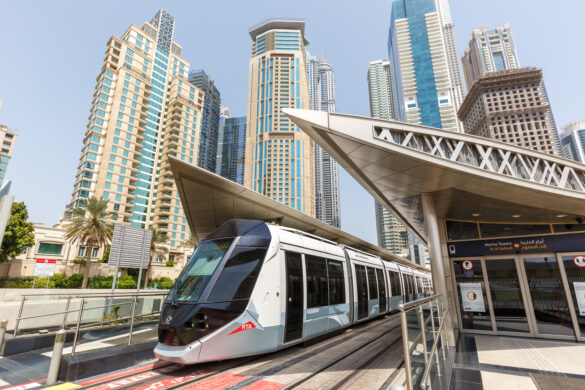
(421, 192, 455, 346)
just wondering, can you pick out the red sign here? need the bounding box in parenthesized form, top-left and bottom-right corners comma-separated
(574, 255, 585, 268)
(228, 321, 256, 335)
(35, 259, 56, 264)
(462, 260, 473, 271)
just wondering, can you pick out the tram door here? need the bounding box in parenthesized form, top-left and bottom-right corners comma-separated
(355, 265, 369, 320)
(284, 252, 303, 343)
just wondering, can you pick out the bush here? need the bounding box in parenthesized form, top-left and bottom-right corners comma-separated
(148, 276, 174, 290)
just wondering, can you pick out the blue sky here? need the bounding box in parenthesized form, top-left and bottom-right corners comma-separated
(0, 0, 583, 245)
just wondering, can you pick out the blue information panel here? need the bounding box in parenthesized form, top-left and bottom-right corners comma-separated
(448, 232, 585, 258)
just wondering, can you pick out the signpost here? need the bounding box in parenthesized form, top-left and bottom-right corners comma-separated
(33, 259, 56, 288)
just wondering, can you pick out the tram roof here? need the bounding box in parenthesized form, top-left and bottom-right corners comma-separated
(283, 109, 585, 243)
(168, 156, 427, 271)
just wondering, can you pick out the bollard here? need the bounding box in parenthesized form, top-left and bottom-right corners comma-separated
(46, 329, 67, 386)
(0, 319, 7, 356)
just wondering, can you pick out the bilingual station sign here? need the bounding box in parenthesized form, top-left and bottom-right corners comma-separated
(33, 259, 56, 277)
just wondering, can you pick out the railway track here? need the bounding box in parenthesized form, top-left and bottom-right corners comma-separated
(72, 314, 405, 390)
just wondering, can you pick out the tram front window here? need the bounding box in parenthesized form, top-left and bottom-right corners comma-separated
(170, 239, 233, 302)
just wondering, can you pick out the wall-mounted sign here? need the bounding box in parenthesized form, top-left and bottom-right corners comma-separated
(448, 232, 585, 258)
(574, 282, 585, 316)
(459, 283, 485, 313)
(462, 260, 473, 271)
(574, 255, 585, 268)
(33, 259, 56, 277)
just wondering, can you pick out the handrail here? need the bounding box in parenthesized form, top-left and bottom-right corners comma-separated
(398, 294, 447, 390)
(420, 306, 451, 389)
(398, 294, 441, 312)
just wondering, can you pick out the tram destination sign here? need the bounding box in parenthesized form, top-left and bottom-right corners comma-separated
(448, 232, 585, 258)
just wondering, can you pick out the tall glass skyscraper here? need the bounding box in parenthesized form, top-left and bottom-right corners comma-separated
(70, 9, 204, 249)
(216, 108, 247, 185)
(307, 54, 341, 228)
(189, 69, 220, 173)
(244, 20, 314, 216)
(367, 60, 409, 257)
(561, 121, 585, 163)
(388, 0, 464, 132)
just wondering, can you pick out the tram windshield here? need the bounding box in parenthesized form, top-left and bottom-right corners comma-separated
(170, 239, 233, 302)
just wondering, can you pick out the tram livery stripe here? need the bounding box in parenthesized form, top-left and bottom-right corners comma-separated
(77, 362, 173, 387)
(181, 372, 247, 389)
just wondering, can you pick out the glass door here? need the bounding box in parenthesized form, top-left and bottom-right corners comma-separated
(484, 257, 532, 334)
(452, 259, 493, 332)
(520, 255, 575, 338)
(557, 252, 585, 340)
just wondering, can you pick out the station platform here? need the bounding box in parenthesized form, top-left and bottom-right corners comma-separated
(449, 334, 585, 390)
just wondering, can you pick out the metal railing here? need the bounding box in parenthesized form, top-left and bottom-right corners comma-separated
(11, 290, 168, 354)
(398, 294, 451, 390)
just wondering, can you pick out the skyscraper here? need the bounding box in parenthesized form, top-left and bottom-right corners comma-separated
(0, 124, 17, 188)
(70, 9, 204, 249)
(458, 68, 561, 156)
(189, 69, 221, 173)
(462, 24, 520, 91)
(387, 0, 465, 132)
(367, 60, 409, 257)
(307, 54, 341, 228)
(216, 107, 247, 185)
(560, 121, 585, 163)
(244, 20, 314, 216)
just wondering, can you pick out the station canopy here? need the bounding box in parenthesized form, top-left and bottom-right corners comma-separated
(168, 156, 425, 270)
(283, 109, 585, 243)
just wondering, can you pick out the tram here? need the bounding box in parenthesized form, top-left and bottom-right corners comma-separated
(155, 219, 432, 364)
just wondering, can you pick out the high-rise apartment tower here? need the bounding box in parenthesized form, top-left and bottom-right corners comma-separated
(367, 59, 409, 257)
(244, 20, 314, 216)
(307, 54, 340, 228)
(388, 0, 465, 132)
(70, 9, 204, 249)
(462, 24, 520, 91)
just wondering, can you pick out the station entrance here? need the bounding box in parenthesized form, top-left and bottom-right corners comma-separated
(447, 225, 585, 341)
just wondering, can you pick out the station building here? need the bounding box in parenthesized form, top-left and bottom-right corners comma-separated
(282, 109, 585, 342)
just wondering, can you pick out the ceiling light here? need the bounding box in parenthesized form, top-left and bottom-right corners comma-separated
(512, 214, 521, 218)
(472, 213, 480, 217)
(556, 214, 567, 218)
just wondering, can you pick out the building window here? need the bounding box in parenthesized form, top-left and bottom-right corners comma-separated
(38, 243, 63, 255)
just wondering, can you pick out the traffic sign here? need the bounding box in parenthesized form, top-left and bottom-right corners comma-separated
(462, 260, 473, 271)
(574, 255, 585, 268)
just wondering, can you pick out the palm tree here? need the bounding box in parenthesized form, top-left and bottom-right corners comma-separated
(143, 227, 169, 288)
(66, 197, 113, 289)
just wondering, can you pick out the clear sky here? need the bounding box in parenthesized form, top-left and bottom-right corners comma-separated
(0, 0, 583, 245)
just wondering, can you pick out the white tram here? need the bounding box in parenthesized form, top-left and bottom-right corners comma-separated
(155, 219, 432, 364)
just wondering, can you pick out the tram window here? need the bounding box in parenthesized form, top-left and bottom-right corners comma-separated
(367, 267, 378, 299)
(306, 255, 328, 308)
(389, 270, 401, 297)
(327, 260, 345, 305)
(171, 239, 232, 302)
(207, 247, 266, 301)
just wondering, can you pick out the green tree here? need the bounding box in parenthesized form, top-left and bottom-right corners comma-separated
(0, 202, 35, 262)
(65, 197, 113, 288)
(143, 227, 168, 288)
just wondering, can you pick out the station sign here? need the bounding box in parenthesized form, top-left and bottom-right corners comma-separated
(574, 255, 585, 268)
(33, 259, 56, 277)
(448, 232, 585, 258)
